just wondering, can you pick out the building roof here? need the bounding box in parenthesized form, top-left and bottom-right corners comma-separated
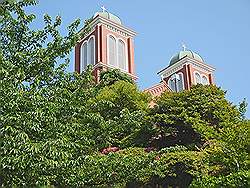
(169, 50, 204, 66)
(93, 11, 122, 25)
(144, 81, 171, 97)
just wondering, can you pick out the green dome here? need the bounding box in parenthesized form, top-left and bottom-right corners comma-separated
(94, 11, 122, 25)
(169, 50, 204, 66)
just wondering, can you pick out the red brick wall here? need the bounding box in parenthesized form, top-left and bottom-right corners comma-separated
(128, 38, 135, 75)
(74, 20, 136, 80)
(189, 66, 213, 85)
(101, 26, 134, 75)
(162, 63, 214, 90)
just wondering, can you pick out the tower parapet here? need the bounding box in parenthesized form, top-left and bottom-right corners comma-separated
(158, 47, 215, 92)
(145, 46, 215, 97)
(75, 8, 137, 82)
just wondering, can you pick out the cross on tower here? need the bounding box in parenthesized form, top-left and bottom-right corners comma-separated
(182, 43, 187, 51)
(101, 6, 107, 12)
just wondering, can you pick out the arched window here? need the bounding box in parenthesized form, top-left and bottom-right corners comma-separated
(169, 79, 176, 92)
(107, 35, 128, 71)
(80, 36, 95, 72)
(88, 37, 95, 66)
(202, 75, 208, 85)
(168, 73, 184, 92)
(177, 73, 184, 91)
(108, 35, 116, 66)
(81, 42, 87, 72)
(118, 40, 127, 70)
(195, 72, 201, 84)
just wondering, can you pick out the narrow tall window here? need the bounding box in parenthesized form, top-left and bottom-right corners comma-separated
(88, 37, 95, 66)
(109, 36, 116, 66)
(81, 42, 87, 72)
(169, 79, 176, 92)
(168, 73, 184, 92)
(118, 40, 126, 70)
(195, 72, 201, 84)
(177, 73, 184, 91)
(80, 36, 95, 72)
(202, 76, 208, 85)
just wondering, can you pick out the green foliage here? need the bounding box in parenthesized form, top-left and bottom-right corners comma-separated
(150, 85, 249, 187)
(154, 84, 240, 126)
(150, 84, 241, 147)
(0, 1, 249, 187)
(238, 98, 248, 120)
(91, 80, 151, 148)
(1, 2, 80, 86)
(190, 170, 249, 188)
(95, 80, 151, 118)
(80, 17, 94, 38)
(0, 2, 151, 184)
(98, 68, 134, 87)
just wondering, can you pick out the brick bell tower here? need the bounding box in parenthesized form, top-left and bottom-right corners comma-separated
(145, 45, 215, 96)
(75, 7, 137, 82)
(158, 45, 215, 92)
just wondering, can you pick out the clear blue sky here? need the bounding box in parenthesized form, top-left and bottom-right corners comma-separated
(27, 0, 250, 118)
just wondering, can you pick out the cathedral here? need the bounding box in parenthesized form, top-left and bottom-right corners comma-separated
(75, 9, 215, 97)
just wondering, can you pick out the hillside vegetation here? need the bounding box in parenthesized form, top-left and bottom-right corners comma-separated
(0, 0, 249, 187)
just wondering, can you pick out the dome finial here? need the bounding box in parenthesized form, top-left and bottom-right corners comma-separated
(182, 43, 187, 51)
(101, 6, 107, 12)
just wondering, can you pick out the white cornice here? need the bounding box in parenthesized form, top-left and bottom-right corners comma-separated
(79, 15, 137, 41)
(95, 16, 137, 36)
(158, 57, 215, 79)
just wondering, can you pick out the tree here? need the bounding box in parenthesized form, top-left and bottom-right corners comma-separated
(0, 0, 91, 186)
(94, 80, 150, 119)
(238, 98, 248, 120)
(1, 1, 248, 187)
(0, 0, 80, 87)
(0, 2, 151, 186)
(98, 68, 134, 88)
(149, 84, 248, 187)
(93, 80, 152, 148)
(150, 84, 241, 148)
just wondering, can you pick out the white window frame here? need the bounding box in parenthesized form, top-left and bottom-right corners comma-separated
(107, 34, 117, 67)
(80, 41, 87, 73)
(117, 38, 128, 71)
(201, 75, 209, 85)
(194, 71, 210, 85)
(168, 72, 185, 92)
(177, 72, 185, 91)
(168, 77, 176, 92)
(107, 34, 128, 71)
(80, 35, 95, 73)
(194, 71, 202, 85)
(87, 35, 95, 67)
